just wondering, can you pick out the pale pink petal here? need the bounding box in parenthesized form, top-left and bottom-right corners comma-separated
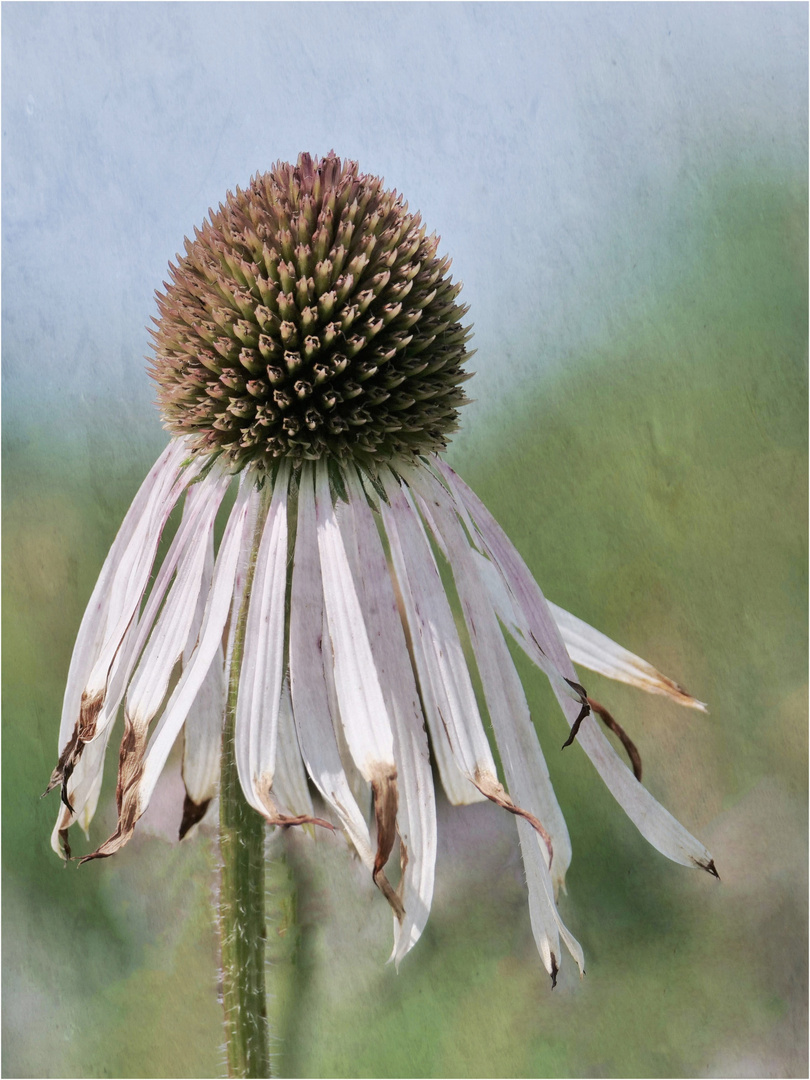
(93, 469, 231, 751)
(340, 466, 437, 965)
(407, 464, 573, 898)
(81, 442, 202, 712)
(289, 465, 378, 870)
(379, 469, 497, 791)
(271, 681, 314, 820)
(314, 460, 395, 778)
(56, 439, 190, 753)
(125, 478, 224, 729)
(180, 529, 225, 836)
(234, 463, 291, 818)
(139, 482, 256, 809)
(81, 480, 256, 860)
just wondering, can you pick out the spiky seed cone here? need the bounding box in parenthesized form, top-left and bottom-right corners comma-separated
(150, 152, 474, 470)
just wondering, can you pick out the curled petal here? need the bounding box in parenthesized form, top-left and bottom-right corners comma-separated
(436, 457, 715, 876)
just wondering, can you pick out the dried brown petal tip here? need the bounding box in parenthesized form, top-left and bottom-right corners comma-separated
(371, 769, 405, 921)
(474, 768, 554, 867)
(560, 699, 591, 751)
(272, 813, 335, 831)
(58, 828, 72, 861)
(179, 794, 212, 840)
(588, 697, 643, 782)
(151, 152, 472, 470)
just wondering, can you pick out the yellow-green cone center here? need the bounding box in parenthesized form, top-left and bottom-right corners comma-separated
(150, 152, 473, 469)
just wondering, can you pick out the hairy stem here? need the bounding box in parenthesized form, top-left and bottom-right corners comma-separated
(219, 495, 271, 1079)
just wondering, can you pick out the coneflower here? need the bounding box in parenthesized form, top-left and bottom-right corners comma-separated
(47, 152, 715, 1075)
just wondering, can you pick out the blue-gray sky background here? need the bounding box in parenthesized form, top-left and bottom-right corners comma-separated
(4, 2, 806, 440)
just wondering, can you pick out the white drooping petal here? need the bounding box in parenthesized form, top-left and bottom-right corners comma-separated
(566, 716, 716, 871)
(80, 478, 254, 862)
(428, 719, 487, 805)
(314, 460, 395, 779)
(428, 468, 583, 710)
(81, 443, 203, 719)
(407, 466, 573, 902)
(470, 545, 595, 711)
(289, 466, 377, 871)
(61, 477, 216, 834)
(88, 469, 231, 754)
(272, 681, 314, 820)
(223, 477, 262, 678)
(438, 458, 715, 874)
(379, 469, 497, 792)
(125, 477, 225, 731)
(383, 482, 485, 807)
(518, 815, 585, 981)
(136, 482, 257, 815)
(322, 617, 372, 820)
(60, 470, 227, 844)
(181, 528, 225, 821)
(547, 602, 708, 711)
(341, 466, 437, 964)
(56, 439, 193, 753)
(234, 463, 290, 818)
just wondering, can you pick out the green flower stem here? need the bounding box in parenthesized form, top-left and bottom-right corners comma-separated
(220, 494, 271, 1080)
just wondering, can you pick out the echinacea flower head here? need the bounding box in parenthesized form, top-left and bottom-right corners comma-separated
(48, 152, 715, 979)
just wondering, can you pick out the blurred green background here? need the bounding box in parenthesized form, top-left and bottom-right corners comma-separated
(3, 5, 807, 1078)
(4, 168, 806, 1078)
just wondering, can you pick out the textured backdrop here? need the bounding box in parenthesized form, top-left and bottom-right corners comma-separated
(3, 4, 807, 1077)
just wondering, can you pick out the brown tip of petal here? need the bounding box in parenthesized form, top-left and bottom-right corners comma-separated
(655, 676, 709, 712)
(698, 857, 720, 880)
(78, 688, 105, 741)
(560, 700, 591, 751)
(563, 676, 589, 702)
(179, 795, 212, 840)
(80, 720, 147, 863)
(60, 775, 76, 815)
(48, 693, 108, 812)
(550, 953, 559, 989)
(259, 788, 336, 832)
(588, 697, 643, 782)
(59, 828, 72, 861)
(79, 795, 141, 864)
(371, 768, 405, 921)
(474, 768, 554, 868)
(78, 833, 124, 864)
(268, 812, 335, 831)
(375, 869, 405, 921)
